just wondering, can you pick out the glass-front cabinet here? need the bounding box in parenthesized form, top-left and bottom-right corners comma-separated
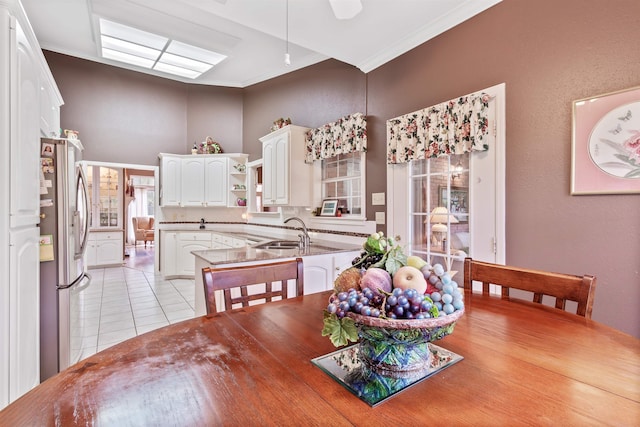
(85, 165, 122, 229)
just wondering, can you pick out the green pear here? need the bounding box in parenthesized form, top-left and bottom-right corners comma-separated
(407, 255, 429, 270)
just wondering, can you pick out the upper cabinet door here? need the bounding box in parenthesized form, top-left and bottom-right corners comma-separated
(262, 139, 275, 204)
(181, 157, 205, 206)
(39, 72, 60, 138)
(10, 21, 40, 228)
(204, 156, 227, 206)
(273, 132, 290, 205)
(160, 155, 182, 206)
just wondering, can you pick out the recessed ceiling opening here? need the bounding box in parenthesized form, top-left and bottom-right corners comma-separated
(99, 18, 227, 79)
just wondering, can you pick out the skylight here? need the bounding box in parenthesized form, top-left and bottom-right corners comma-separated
(98, 18, 227, 79)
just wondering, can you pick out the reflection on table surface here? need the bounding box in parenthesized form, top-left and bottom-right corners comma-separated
(0, 291, 638, 426)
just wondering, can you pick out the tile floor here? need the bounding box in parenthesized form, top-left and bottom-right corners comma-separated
(78, 265, 196, 361)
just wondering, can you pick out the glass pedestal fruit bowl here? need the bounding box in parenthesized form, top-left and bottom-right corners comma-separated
(346, 307, 464, 378)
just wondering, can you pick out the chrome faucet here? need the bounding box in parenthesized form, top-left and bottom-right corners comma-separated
(284, 217, 310, 249)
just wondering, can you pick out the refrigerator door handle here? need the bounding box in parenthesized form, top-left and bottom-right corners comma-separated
(75, 165, 90, 260)
(57, 271, 91, 290)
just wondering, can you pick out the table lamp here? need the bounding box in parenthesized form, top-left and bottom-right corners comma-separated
(427, 206, 458, 248)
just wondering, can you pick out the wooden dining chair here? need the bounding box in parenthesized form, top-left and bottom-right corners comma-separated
(202, 258, 304, 315)
(463, 257, 596, 318)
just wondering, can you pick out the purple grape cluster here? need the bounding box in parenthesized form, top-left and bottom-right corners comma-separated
(326, 287, 439, 320)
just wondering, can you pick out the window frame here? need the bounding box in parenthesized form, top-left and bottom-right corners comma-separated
(408, 154, 470, 272)
(314, 151, 366, 220)
(386, 82, 506, 280)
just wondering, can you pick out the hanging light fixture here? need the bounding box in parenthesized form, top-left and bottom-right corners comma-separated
(284, 0, 291, 65)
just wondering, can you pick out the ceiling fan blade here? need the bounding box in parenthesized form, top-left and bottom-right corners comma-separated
(329, 0, 363, 20)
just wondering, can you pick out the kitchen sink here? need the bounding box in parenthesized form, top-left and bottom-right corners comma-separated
(253, 240, 301, 250)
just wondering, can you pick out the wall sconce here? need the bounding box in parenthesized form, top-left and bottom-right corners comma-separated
(427, 206, 459, 248)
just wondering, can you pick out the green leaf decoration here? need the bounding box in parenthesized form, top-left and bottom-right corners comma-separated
(385, 246, 407, 276)
(322, 311, 359, 347)
(364, 236, 384, 254)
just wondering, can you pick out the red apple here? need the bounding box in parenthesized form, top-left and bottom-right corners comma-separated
(392, 266, 428, 294)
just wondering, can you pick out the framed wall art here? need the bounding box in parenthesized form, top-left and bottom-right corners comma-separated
(320, 199, 339, 216)
(571, 86, 640, 195)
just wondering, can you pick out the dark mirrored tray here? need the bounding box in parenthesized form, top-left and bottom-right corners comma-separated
(311, 343, 463, 406)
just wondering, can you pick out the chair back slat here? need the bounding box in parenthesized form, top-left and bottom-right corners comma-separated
(464, 257, 596, 318)
(202, 258, 304, 314)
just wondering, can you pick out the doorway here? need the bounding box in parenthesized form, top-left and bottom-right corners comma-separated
(82, 160, 158, 272)
(125, 169, 156, 272)
(386, 83, 506, 275)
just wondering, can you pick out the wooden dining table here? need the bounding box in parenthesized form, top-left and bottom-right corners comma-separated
(1, 290, 639, 426)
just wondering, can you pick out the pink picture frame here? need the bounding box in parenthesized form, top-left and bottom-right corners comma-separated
(571, 86, 640, 195)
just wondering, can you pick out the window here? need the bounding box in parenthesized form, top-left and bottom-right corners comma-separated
(409, 153, 470, 272)
(130, 176, 155, 217)
(321, 152, 365, 216)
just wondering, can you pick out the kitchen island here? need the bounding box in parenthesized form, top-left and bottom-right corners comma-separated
(192, 238, 361, 315)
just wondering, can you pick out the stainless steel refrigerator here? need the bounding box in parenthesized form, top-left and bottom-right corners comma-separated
(39, 137, 91, 381)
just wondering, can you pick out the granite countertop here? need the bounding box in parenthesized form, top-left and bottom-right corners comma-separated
(192, 238, 361, 266)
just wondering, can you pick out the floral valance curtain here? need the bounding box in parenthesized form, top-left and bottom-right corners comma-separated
(305, 113, 367, 163)
(386, 93, 493, 164)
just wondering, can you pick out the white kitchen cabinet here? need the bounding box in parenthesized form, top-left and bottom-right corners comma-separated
(8, 227, 40, 403)
(160, 231, 178, 276)
(204, 156, 227, 206)
(260, 125, 312, 207)
(159, 154, 182, 207)
(331, 251, 361, 281)
(227, 154, 248, 207)
(221, 234, 246, 248)
(10, 19, 41, 229)
(180, 157, 205, 206)
(177, 232, 213, 276)
(160, 153, 247, 207)
(1, 2, 63, 408)
(86, 231, 123, 268)
(181, 156, 232, 207)
(302, 255, 333, 295)
(162, 231, 251, 278)
(39, 73, 60, 138)
(163, 231, 218, 278)
(303, 250, 361, 295)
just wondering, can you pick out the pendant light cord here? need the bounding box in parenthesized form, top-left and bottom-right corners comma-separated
(285, 0, 290, 65)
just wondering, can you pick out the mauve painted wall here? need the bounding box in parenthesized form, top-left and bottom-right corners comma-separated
(186, 85, 243, 153)
(242, 59, 366, 160)
(44, 52, 243, 165)
(364, 0, 640, 337)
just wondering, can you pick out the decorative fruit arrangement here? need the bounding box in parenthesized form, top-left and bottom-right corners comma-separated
(322, 232, 464, 347)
